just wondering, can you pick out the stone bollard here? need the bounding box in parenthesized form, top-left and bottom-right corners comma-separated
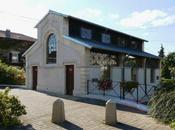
(105, 99, 117, 125)
(52, 99, 65, 124)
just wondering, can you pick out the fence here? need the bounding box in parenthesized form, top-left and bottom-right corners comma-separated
(87, 80, 156, 104)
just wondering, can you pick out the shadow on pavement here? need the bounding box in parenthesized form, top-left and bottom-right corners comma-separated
(1, 87, 147, 115)
(59, 120, 83, 130)
(0, 124, 36, 130)
(110, 122, 143, 130)
(54, 94, 147, 115)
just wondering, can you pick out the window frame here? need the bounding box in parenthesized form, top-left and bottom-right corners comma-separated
(80, 27, 92, 40)
(101, 33, 111, 44)
(131, 41, 137, 49)
(10, 51, 19, 63)
(46, 33, 57, 64)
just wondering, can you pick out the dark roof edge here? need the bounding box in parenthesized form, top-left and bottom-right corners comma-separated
(35, 10, 148, 42)
(68, 16, 148, 42)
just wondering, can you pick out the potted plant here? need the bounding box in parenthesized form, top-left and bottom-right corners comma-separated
(98, 65, 113, 90)
(120, 81, 138, 92)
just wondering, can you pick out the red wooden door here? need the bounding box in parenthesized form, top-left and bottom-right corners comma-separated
(32, 66, 38, 90)
(66, 65, 74, 95)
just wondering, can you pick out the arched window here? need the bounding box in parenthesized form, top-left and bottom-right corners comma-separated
(47, 34, 57, 64)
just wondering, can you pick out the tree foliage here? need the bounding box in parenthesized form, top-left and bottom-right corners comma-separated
(148, 79, 175, 129)
(158, 44, 165, 59)
(161, 52, 175, 79)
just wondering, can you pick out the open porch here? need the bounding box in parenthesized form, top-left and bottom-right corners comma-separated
(85, 42, 160, 104)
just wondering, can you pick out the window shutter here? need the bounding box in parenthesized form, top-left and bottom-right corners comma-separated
(9, 52, 12, 63)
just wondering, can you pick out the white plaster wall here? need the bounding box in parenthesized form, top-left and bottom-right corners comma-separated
(88, 66, 101, 80)
(62, 38, 86, 66)
(37, 67, 65, 94)
(146, 69, 151, 85)
(111, 67, 122, 81)
(124, 68, 131, 81)
(137, 68, 144, 84)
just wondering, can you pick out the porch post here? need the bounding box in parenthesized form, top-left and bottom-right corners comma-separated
(121, 54, 126, 99)
(122, 55, 125, 82)
(143, 58, 147, 95)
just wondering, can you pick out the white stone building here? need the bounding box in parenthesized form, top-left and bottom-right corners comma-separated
(23, 10, 160, 102)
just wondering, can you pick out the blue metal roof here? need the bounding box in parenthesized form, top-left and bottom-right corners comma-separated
(64, 36, 160, 59)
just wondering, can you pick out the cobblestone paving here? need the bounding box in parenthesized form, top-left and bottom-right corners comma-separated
(1, 88, 172, 130)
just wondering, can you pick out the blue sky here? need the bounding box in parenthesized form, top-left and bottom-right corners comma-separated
(0, 0, 175, 55)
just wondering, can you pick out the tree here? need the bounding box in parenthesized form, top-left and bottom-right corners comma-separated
(170, 67, 175, 80)
(161, 52, 175, 79)
(158, 44, 165, 59)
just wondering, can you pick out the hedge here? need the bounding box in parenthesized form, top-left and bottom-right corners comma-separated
(148, 79, 175, 129)
(0, 87, 26, 128)
(0, 60, 25, 85)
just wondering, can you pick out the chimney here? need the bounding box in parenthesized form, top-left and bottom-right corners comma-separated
(5, 29, 11, 38)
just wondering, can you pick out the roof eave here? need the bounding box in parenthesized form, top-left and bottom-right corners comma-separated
(64, 36, 159, 60)
(63, 35, 92, 49)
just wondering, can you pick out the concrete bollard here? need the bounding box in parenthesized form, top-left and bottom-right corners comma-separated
(105, 99, 117, 125)
(52, 99, 65, 124)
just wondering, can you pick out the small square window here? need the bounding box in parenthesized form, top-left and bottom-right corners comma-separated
(80, 27, 92, 39)
(102, 33, 111, 44)
(11, 52, 19, 63)
(131, 41, 137, 49)
(121, 39, 125, 47)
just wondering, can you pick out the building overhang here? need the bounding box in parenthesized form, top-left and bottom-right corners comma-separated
(63, 35, 160, 60)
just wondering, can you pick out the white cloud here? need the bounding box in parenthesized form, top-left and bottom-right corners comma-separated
(0, 0, 49, 38)
(73, 8, 103, 21)
(152, 15, 175, 27)
(108, 14, 119, 20)
(142, 32, 149, 36)
(120, 10, 167, 28)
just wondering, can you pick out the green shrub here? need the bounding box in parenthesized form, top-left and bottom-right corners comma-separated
(0, 87, 26, 128)
(0, 60, 25, 85)
(170, 121, 175, 129)
(154, 79, 175, 95)
(148, 91, 175, 123)
(148, 80, 175, 127)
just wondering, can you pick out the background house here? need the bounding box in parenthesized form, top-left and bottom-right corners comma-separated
(0, 29, 36, 67)
(23, 10, 160, 103)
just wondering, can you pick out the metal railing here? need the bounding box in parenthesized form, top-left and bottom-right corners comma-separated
(87, 80, 156, 104)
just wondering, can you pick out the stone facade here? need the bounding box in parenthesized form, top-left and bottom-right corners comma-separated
(24, 11, 89, 96)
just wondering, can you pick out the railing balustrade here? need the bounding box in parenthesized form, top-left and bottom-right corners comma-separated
(87, 80, 156, 104)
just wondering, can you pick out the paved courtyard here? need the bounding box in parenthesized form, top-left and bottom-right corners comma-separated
(1, 88, 171, 130)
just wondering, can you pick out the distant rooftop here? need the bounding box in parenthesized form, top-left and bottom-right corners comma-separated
(0, 29, 36, 42)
